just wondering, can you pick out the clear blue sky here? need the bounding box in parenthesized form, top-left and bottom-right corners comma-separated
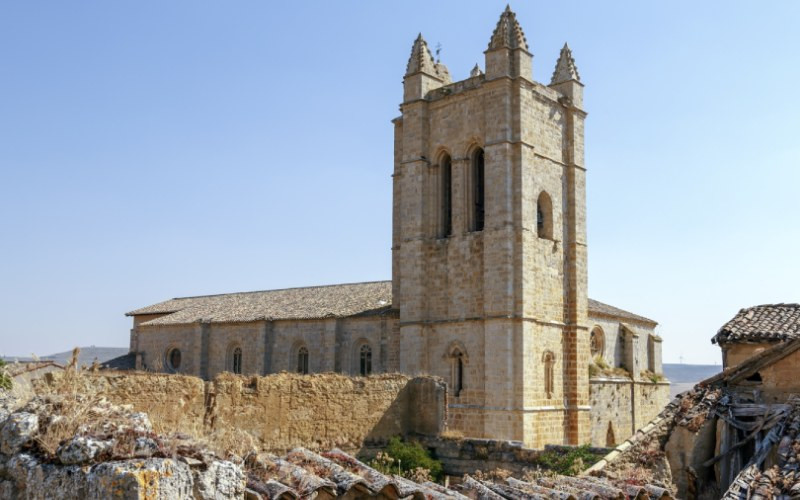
(1, 1, 798, 364)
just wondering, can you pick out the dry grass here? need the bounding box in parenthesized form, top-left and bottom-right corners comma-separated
(440, 428, 465, 439)
(31, 348, 104, 457)
(589, 355, 631, 378)
(198, 422, 260, 459)
(640, 370, 665, 383)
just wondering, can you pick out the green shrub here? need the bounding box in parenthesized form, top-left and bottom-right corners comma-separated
(369, 436, 443, 481)
(534, 445, 604, 475)
(0, 358, 11, 390)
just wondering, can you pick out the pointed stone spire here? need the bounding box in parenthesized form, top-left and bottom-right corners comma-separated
(488, 5, 529, 51)
(470, 64, 483, 78)
(550, 43, 581, 85)
(405, 33, 437, 76)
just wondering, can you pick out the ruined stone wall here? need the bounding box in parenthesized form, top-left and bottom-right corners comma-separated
(739, 348, 800, 402)
(35, 371, 207, 434)
(589, 378, 670, 448)
(33, 371, 446, 453)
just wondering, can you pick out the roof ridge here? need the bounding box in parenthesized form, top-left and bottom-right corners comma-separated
(743, 303, 800, 309)
(172, 280, 392, 301)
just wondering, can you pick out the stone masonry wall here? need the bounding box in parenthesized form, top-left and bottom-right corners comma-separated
(589, 378, 670, 448)
(33, 371, 446, 453)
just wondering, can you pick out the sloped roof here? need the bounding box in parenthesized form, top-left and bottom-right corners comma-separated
(128, 280, 656, 327)
(127, 281, 394, 326)
(247, 447, 671, 499)
(588, 298, 658, 325)
(712, 303, 800, 344)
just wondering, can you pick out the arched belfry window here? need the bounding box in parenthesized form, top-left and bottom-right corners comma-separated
(359, 343, 372, 376)
(471, 148, 485, 232)
(543, 351, 555, 399)
(297, 346, 309, 374)
(440, 153, 453, 238)
(537, 191, 553, 239)
(231, 346, 243, 374)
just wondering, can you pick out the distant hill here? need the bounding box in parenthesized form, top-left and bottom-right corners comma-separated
(663, 363, 723, 399)
(2, 347, 128, 366)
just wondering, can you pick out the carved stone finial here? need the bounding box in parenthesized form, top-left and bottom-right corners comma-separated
(405, 33, 438, 77)
(550, 43, 581, 85)
(488, 5, 528, 51)
(470, 64, 483, 78)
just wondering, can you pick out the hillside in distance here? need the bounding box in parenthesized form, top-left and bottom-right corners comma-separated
(2, 346, 128, 366)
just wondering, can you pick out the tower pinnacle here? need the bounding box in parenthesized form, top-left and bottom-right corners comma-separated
(405, 33, 438, 77)
(550, 43, 581, 85)
(487, 5, 528, 51)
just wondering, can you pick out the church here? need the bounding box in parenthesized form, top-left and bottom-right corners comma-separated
(126, 7, 668, 449)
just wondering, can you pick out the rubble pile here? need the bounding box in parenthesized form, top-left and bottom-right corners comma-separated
(0, 393, 245, 499)
(671, 385, 723, 432)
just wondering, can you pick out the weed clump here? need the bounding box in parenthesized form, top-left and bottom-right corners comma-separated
(368, 436, 443, 482)
(0, 358, 11, 390)
(532, 445, 605, 475)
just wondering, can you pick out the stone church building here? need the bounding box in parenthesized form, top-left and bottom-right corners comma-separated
(127, 7, 668, 449)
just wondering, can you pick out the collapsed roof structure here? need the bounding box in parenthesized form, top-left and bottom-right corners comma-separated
(587, 331, 800, 499)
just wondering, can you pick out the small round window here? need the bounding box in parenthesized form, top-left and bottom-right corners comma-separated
(166, 348, 182, 371)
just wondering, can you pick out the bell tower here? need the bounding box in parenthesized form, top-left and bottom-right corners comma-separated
(391, 6, 589, 447)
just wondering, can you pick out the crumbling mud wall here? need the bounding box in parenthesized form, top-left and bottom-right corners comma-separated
(209, 373, 445, 452)
(34, 371, 446, 453)
(36, 371, 207, 435)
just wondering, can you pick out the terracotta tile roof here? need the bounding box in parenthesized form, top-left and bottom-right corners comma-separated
(712, 303, 800, 344)
(127, 280, 656, 327)
(127, 281, 394, 326)
(588, 299, 657, 325)
(245, 447, 672, 499)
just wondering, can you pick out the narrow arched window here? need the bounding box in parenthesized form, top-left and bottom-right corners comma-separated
(359, 344, 372, 376)
(231, 347, 243, 374)
(543, 351, 555, 399)
(606, 421, 616, 447)
(472, 148, 485, 232)
(440, 154, 452, 237)
(297, 346, 309, 374)
(537, 191, 553, 239)
(451, 349, 465, 397)
(590, 326, 605, 359)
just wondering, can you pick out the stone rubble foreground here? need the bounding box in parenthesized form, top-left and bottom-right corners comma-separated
(0, 385, 674, 499)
